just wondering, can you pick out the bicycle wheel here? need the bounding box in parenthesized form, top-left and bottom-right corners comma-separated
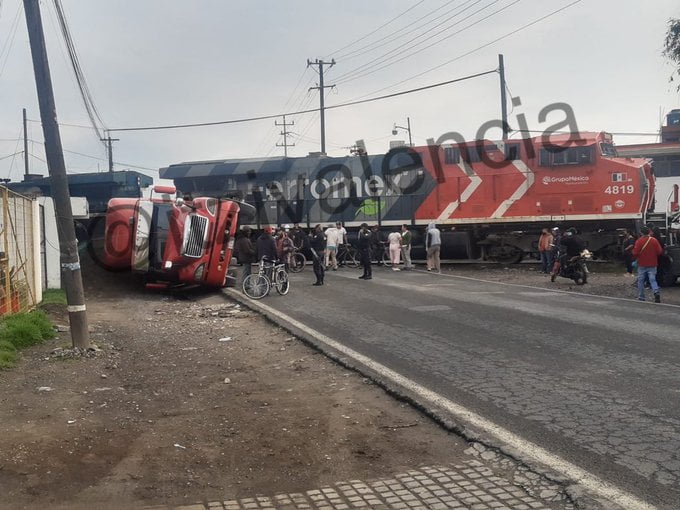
(290, 252, 306, 273)
(343, 247, 361, 268)
(275, 269, 290, 295)
(243, 274, 270, 299)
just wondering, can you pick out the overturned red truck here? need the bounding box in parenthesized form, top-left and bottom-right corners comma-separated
(102, 185, 244, 288)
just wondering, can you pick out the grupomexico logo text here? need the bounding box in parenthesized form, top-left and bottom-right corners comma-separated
(542, 175, 590, 185)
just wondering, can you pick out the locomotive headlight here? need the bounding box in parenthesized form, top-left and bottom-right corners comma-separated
(194, 263, 206, 281)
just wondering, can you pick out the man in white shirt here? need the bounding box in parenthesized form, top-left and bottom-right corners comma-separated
(324, 224, 340, 270)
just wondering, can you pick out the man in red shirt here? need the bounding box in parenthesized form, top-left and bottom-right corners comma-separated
(632, 226, 663, 303)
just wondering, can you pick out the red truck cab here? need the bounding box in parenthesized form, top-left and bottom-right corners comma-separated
(103, 186, 241, 287)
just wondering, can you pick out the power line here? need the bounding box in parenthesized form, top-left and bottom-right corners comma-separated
(334, 0, 519, 86)
(51, 0, 107, 142)
(348, 0, 585, 102)
(108, 68, 497, 133)
(333, 0, 487, 80)
(333, 0, 459, 62)
(327, 0, 426, 58)
(0, 4, 22, 80)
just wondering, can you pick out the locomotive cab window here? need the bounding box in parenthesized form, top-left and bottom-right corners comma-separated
(539, 146, 594, 167)
(444, 147, 460, 164)
(505, 144, 521, 160)
(600, 143, 618, 157)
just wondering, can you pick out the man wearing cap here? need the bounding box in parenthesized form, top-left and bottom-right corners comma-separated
(632, 225, 663, 303)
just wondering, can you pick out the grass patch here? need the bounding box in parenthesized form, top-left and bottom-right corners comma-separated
(0, 310, 56, 370)
(41, 289, 67, 306)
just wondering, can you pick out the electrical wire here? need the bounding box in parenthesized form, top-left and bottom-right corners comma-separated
(333, 0, 461, 62)
(333, 0, 519, 86)
(333, 0, 489, 81)
(108, 68, 496, 133)
(348, 0, 584, 102)
(0, 4, 22, 80)
(327, 0, 426, 58)
(51, 0, 107, 142)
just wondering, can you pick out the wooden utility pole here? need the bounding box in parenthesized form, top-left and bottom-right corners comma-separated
(23, 108, 29, 176)
(499, 54, 509, 140)
(275, 115, 295, 158)
(307, 58, 335, 155)
(23, 0, 89, 348)
(100, 132, 119, 172)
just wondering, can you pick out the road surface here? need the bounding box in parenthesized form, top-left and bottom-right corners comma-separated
(239, 267, 680, 509)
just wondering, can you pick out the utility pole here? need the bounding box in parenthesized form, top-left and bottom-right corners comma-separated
(307, 58, 335, 155)
(23, 0, 89, 349)
(100, 132, 119, 172)
(275, 115, 295, 158)
(498, 54, 509, 140)
(22, 108, 29, 177)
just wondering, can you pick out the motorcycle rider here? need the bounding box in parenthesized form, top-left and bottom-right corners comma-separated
(560, 227, 585, 260)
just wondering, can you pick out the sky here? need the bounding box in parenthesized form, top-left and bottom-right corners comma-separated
(0, 0, 679, 185)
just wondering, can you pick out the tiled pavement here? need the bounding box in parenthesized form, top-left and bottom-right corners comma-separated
(152, 459, 574, 510)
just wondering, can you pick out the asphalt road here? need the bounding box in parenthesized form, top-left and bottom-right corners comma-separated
(255, 266, 680, 509)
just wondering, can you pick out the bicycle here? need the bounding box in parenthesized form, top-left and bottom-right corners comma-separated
(243, 258, 290, 299)
(289, 247, 307, 273)
(336, 243, 360, 268)
(371, 241, 392, 267)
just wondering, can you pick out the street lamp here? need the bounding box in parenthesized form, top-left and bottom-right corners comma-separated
(392, 117, 412, 147)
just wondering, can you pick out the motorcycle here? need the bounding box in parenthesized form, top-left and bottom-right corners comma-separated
(550, 249, 592, 285)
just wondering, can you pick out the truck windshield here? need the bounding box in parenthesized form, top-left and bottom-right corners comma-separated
(149, 204, 172, 269)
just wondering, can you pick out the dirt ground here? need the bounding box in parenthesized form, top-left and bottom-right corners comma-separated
(438, 261, 680, 305)
(0, 264, 480, 510)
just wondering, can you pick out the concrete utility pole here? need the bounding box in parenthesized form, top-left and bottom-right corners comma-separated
(100, 133, 119, 172)
(22, 108, 29, 176)
(498, 54, 509, 140)
(275, 115, 295, 158)
(307, 58, 335, 155)
(23, 0, 89, 349)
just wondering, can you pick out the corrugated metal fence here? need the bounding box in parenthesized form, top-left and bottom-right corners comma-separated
(0, 186, 38, 316)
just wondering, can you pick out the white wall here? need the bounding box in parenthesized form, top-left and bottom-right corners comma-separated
(38, 197, 89, 290)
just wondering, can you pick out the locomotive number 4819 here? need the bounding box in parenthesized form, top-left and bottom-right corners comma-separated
(604, 185, 635, 194)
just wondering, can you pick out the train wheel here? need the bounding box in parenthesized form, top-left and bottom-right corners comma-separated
(488, 245, 523, 265)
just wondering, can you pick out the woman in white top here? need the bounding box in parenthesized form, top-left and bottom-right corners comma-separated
(387, 230, 402, 270)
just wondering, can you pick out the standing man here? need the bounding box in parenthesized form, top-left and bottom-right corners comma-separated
(425, 222, 441, 273)
(401, 224, 413, 270)
(335, 221, 347, 266)
(538, 228, 553, 274)
(256, 226, 277, 262)
(324, 223, 339, 270)
(358, 223, 372, 280)
(234, 227, 256, 284)
(622, 230, 636, 276)
(632, 225, 663, 303)
(308, 224, 326, 286)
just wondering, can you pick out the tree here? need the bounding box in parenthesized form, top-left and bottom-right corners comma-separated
(664, 18, 680, 90)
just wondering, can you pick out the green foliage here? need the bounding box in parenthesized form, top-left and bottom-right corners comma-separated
(0, 349, 18, 369)
(664, 18, 680, 90)
(40, 289, 67, 306)
(0, 310, 57, 369)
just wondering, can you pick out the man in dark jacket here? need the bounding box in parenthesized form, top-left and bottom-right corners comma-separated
(307, 224, 326, 286)
(358, 223, 373, 280)
(256, 226, 277, 262)
(633, 225, 663, 303)
(234, 227, 256, 282)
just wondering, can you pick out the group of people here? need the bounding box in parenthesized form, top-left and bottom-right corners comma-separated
(538, 225, 665, 303)
(233, 225, 295, 281)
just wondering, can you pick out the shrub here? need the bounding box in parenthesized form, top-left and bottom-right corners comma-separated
(0, 339, 16, 352)
(27, 310, 56, 340)
(0, 348, 18, 369)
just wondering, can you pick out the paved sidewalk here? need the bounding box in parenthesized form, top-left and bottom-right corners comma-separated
(157, 459, 573, 510)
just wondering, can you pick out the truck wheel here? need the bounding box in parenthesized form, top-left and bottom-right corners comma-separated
(657, 267, 677, 287)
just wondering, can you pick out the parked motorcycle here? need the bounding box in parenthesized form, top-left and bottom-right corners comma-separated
(551, 249, 591, 285)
